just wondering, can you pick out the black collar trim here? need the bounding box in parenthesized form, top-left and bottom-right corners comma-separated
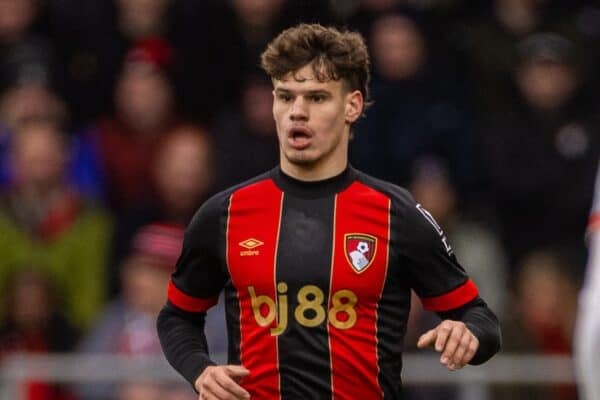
(271, 165, 357, 198)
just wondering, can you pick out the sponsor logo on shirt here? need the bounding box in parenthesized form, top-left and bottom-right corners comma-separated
(239, 238, 264, 256)
(248, 283, 358, 335)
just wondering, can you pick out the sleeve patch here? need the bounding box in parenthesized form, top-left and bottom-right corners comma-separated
(167, 279, 218, 313)
(416, 204, 453, 255)
(420, 278, 479, 312)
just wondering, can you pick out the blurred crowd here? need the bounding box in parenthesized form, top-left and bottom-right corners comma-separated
(0, 0, 598, 399)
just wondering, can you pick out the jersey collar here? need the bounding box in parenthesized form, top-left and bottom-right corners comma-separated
(271, 165, 357, 198)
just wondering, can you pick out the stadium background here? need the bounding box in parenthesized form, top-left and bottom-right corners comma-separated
(0, 0, 598, 399)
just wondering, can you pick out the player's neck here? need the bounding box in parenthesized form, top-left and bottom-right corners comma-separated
(280, 156, 348, 182)
(274, 165, 355, 198)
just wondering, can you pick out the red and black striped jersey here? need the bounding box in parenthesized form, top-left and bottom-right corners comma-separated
(158, 166, 500, 399)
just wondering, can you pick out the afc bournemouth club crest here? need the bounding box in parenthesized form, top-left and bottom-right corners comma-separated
(344, 233, 377, 273)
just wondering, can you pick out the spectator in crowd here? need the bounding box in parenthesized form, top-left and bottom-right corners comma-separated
(78, 223, 224, 400)
(457, 0, 581, 113)
(93, 224, 183, 355)
(497, 249, 580, 400)
(0, 81, 66, 134)
(43, 0, 177, 125)
(350, 10, 478, 199)
(213, 75, 279, 190)
(0, 0, 66, 189)
(71, 37, 179, 212)
(0, 118, 112, 329)
(482, 32, 599, 266)
(151, 125, 215, 226)
(115, 0, 171, 39)
(0, 268, 79, 400)
(0, 0, 58, 92)
(109, 124, 215, 295)
(0, 80, 67, 189)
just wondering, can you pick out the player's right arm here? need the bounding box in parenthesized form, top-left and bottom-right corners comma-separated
(157, 192, 249, 399)
(195, 365, 250, 399)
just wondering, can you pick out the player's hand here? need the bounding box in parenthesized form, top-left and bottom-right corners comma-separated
(416, 320, 479, 371)
(195, 365, 250, 400)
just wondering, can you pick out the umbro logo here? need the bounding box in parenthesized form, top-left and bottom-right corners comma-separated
(239, 238, 264, 256)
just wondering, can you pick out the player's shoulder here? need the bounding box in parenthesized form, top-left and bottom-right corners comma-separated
(353, 168, 417, 212)
(354, 169, 453, 251)
(353, 169, 439, 235)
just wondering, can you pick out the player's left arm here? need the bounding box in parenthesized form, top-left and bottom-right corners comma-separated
(396, 196, 501, 370)
(417, 297, 500, 369)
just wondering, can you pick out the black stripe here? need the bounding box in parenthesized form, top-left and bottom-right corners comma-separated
(376, 274, 410, 398)
(276, 194, 335, 399)
(376, 193, 412, 399)
(225, 281, 242, 365)
(223, 193, 241, 365)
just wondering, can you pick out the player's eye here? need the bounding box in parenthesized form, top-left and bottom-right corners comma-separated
(277, 93, 293, 102)
(309, 94, 327, 103)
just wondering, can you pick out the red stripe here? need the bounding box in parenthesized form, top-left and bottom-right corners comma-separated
(420, 279, 479, 312)
(167, 279, 218, 312)
(589, 212, 600, 232)
(226, 179, 283, 399)
(329, 182, 390, 400)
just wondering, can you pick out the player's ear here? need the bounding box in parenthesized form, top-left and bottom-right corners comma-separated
(345, 90, 363, 124)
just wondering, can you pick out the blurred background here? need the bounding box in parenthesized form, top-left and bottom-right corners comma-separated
(0, 0, 598, 399)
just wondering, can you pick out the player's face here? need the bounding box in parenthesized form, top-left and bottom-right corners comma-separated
(272, 64, 363, 179)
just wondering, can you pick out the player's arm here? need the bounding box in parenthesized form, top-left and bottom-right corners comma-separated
(156, 193, 250, 399)
(157, 304, 215, 383)
(417, 296, 500, 369)
(157, 305, 250, 399)
(395, 194, 501, 370)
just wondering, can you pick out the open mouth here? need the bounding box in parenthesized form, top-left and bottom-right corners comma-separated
(288, 126, 312, 149)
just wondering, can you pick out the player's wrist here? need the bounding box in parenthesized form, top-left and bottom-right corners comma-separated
(194, 365, 215, 392)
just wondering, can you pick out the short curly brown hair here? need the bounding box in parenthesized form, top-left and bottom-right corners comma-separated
(260, 23, 371, 112)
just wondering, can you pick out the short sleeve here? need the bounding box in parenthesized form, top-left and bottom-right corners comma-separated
(394, 193, 479, 312)
(168, 192, 230, 313)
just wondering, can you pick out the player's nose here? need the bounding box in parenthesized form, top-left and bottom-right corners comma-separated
(289, 97, 308, 120)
